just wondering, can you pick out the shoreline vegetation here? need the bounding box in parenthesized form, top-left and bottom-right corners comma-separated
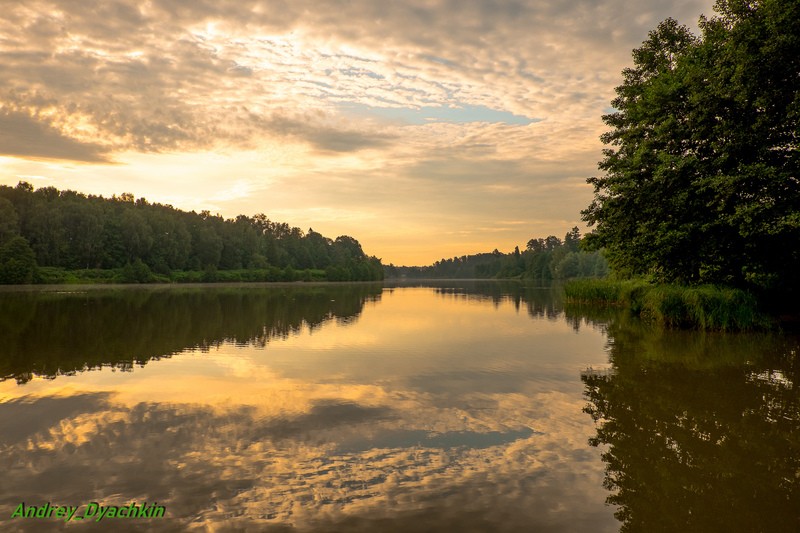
(0, 182, 384, 285)
(0, 186, 787, 332)
(33, 264, 358, 285)
(561, 2, 799, 332)
(579, 4, 799, 304)
(564, 278, 773, 331)
(385, 227, 609, 282)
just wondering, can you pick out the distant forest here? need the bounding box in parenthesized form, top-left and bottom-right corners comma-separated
(0, 182, 383, 283)
(386, 227, 608, 282)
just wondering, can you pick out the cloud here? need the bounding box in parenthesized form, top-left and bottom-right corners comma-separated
(0, 109, 112, 162)
(0, 0, 717, 263)
(0, 392, 112, 446)
(0, 0, 714, 161)
(256, 112, 398, 153)
(343, 102, 537, 126)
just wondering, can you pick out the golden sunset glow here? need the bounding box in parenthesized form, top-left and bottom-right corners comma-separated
(0, 1, 715, 264)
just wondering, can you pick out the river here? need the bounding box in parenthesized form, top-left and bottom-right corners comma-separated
(0, 282, 797, 531)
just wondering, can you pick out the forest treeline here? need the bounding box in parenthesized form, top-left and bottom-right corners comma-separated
(0, 182, 383, 283)
(385, 227, 608, 282)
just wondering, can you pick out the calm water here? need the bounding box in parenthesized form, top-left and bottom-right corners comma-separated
(0, 282, 798, 532)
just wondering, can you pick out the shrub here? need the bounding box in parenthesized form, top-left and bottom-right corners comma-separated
(564, 279, 771, 330)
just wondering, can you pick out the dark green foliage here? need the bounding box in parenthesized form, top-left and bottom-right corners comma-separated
(583, 1, 800, 294)
(565, 278, 772, 330)
(119, 259, 154, 284)
(386, 226, 609, 282)
(0, 182, 383, 283)
(0, 236, 38, 284)
(0, 197, 19, 243)
(564, 278, 631, 303)
(520, 229, 609, 282)
(35, 267, 116, 284)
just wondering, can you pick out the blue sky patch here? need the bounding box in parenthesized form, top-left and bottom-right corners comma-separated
(344, 103, 537, 126)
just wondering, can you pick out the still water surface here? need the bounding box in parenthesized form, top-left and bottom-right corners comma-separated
(0, 282, 798, 531)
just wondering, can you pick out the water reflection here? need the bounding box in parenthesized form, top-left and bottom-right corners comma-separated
(0, 282, 616, 531)
(398, 280, 564, 321)
(581, 318, 800, 532)
(9, 282, 798, 531)
(0, 284, 382, 383)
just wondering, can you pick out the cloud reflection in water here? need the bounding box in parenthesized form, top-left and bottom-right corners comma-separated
(0, 284, 615, 531)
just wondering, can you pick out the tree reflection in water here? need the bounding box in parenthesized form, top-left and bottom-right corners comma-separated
(581, 317, 800, 532)
(0, 284, 382, 383)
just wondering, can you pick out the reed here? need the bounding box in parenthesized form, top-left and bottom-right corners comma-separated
(564, 279, 771, 330)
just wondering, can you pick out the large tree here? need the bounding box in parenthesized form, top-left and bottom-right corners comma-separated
(583, 0, 800, 293)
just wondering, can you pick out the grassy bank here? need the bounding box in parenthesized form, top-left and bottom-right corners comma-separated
(35, 266, 334, 285)
(564, 278, 772, 330)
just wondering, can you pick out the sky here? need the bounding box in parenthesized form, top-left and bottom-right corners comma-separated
(0, 0, 716, 265)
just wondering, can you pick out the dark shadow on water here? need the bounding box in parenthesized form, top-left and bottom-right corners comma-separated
(0, 284, 383, 383)
(581, 315, 800, 532)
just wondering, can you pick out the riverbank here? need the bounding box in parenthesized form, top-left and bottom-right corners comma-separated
(28, 264, 382, 285)
(564, 278, 773, 331)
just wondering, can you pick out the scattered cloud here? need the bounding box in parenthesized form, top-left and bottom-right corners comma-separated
(0, 109, 112, 162)
(0, 0, 717, 263)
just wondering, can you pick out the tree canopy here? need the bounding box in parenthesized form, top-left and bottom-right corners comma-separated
(385, 227, 608, 281)
(582, 0, 800, 294)
(0, 182, 383, 283)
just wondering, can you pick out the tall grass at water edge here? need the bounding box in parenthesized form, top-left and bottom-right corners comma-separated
(564, 278, 772, 330)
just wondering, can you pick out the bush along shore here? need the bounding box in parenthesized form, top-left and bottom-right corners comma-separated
(28, 263, 379, 285)
(564, 279, 773, 331)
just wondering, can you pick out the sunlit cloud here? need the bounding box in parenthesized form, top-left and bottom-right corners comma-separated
(0, 0, 716, 264)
